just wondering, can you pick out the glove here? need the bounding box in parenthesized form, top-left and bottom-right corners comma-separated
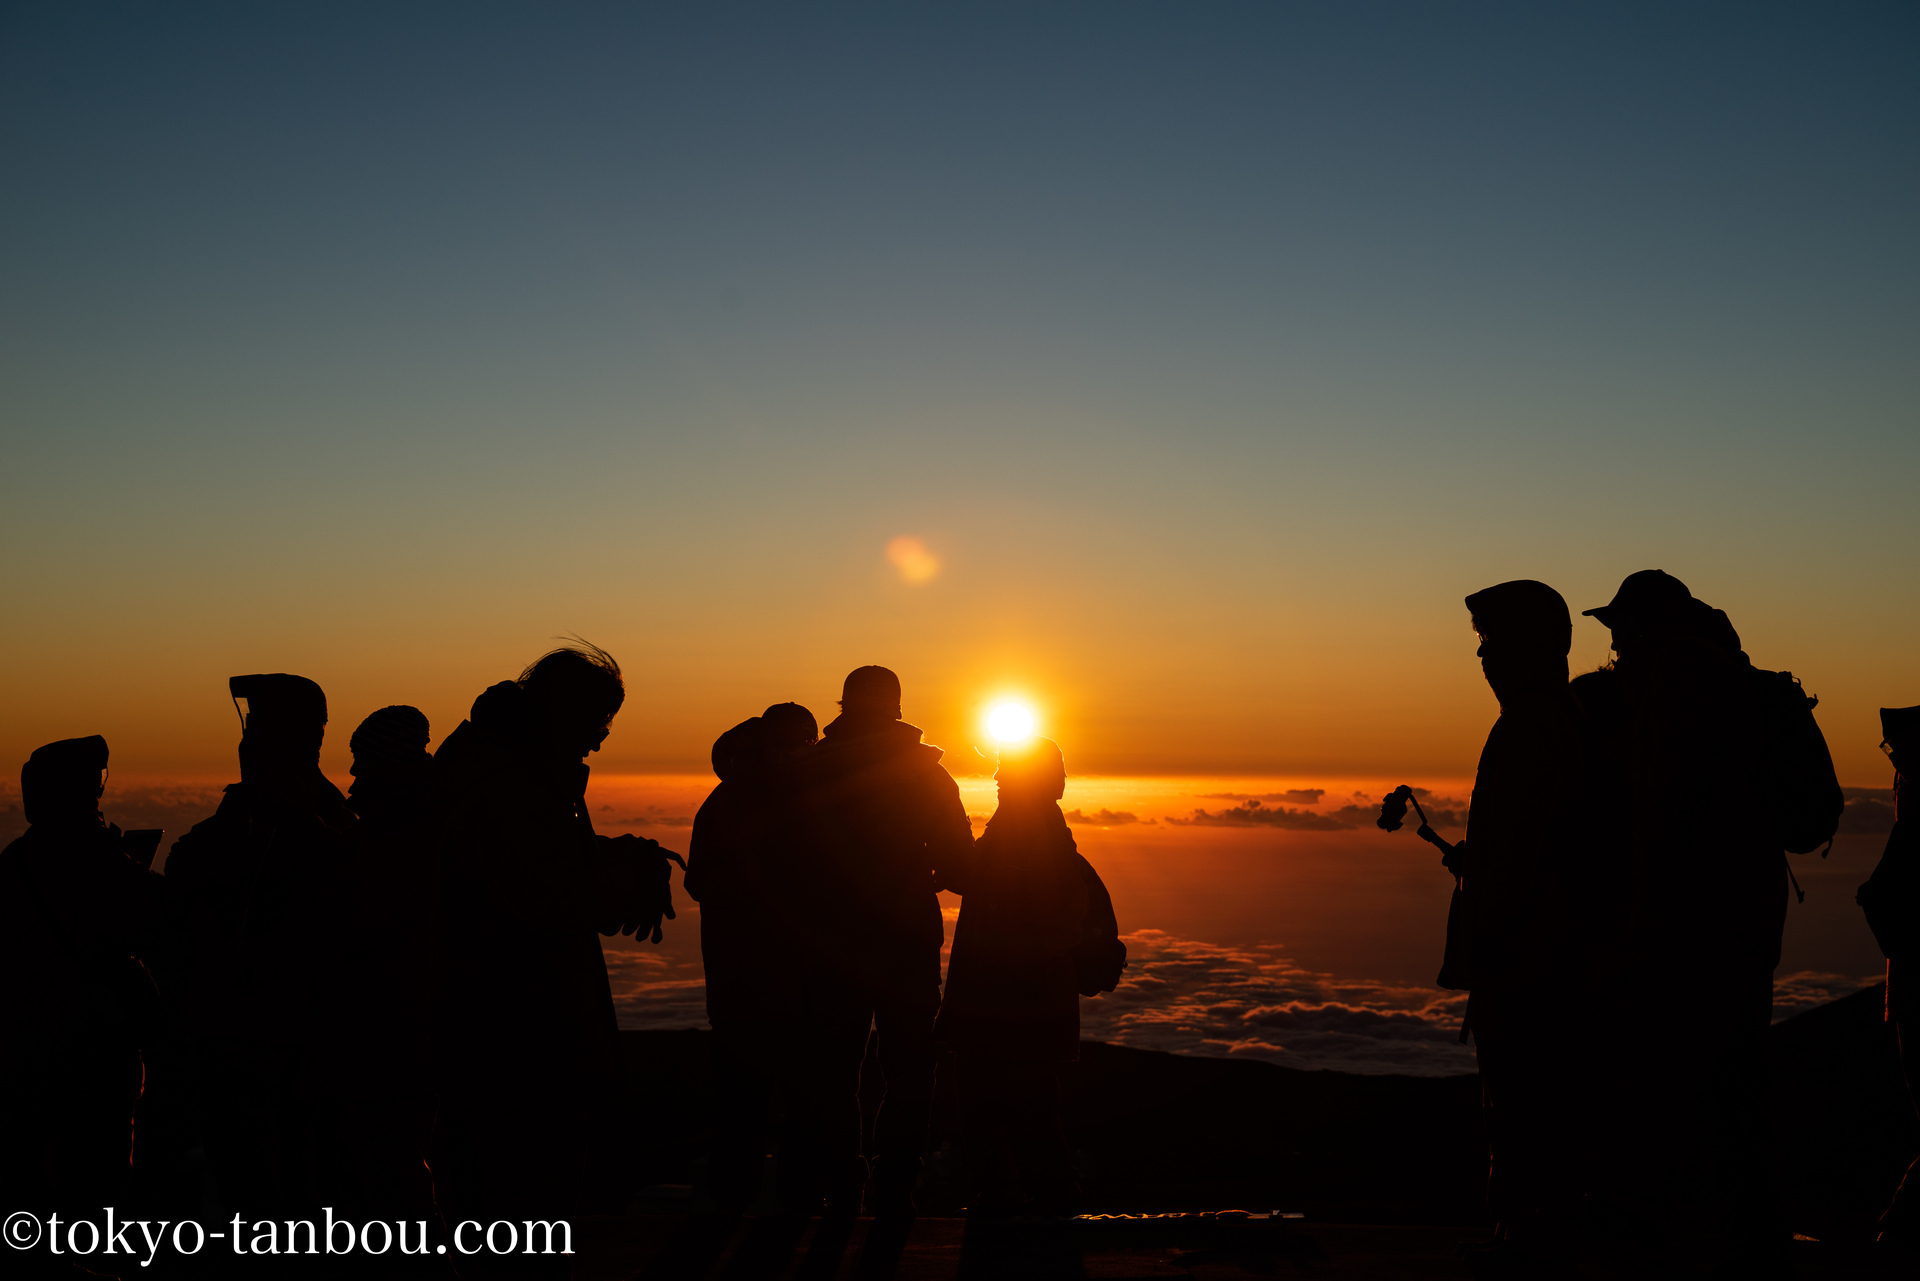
(599, 833, 685, 942)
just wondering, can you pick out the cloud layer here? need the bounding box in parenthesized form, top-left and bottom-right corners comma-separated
(1839, 788, 1895, 834)
(606, 945, 710, 1029)
(603, 805, 694, 829)
(1167, 789, 1468, 832)
(1065, 808, 1146, 826)
(0, 782, 228, 857)
(1079, 929, 1476, 1076)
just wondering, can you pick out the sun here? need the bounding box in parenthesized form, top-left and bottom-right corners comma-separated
(986, 700, 1037, 743)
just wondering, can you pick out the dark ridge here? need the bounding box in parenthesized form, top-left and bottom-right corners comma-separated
(1770, 981, 1918, 1242)
(604, 981, 1916, 1231)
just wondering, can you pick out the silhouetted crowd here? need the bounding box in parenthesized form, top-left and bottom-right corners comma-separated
(2, 569, 1916, 1279)
(0, 651, 1122, 1277)
(1417, 569, 1915, 1277)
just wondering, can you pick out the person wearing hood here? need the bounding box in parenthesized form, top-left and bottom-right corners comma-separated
(431, 643, 677, 1275)
(1450, 580, 1597, 1264)
(1582, 569, 1786, 1274)
(684, 701, 819, 1213)
(311, 705, 444, 1252)
(164, 673, 354, 1220)
(934, 735, 1088, 1218)
(796, 665, 975, 1218)
(0, 736, 167, 1265)
(1857, 705, 1920, 1257)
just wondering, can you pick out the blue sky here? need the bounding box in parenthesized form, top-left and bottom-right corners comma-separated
(2, 2, 1914, 777)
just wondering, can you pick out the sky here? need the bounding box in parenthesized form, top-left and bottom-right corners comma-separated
(3, 1, 1917, 784)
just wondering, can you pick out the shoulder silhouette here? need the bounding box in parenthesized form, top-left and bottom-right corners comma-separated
(0, 735, 166, 1238)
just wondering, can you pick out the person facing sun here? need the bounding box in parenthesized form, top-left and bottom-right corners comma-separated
(935, 733, 1088, 1218)
(793, 665, 975, 1218)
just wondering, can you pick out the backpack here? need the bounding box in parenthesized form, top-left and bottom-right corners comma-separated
(1072, 853, 1128, 996)
(1750, 667, 1845, 855)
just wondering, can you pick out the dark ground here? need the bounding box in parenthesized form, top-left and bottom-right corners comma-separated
(582, 983, 1920, 1277)
(608, 983, 1917, 1234)
(610, 1033, 1486, 1224)
(114, 984, 1918, 1276)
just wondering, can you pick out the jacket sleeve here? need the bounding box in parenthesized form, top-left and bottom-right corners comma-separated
(920, 765, 977, 891)
(1861, 811, 1920, 958)
(457, 768, 661, 933)
(683, 788, 723, 905)
(1465, 692, 1580, 965)
(1046, 831, 1091, 952)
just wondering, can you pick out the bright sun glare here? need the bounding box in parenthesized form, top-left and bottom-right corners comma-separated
(986, 701, 1037, 743)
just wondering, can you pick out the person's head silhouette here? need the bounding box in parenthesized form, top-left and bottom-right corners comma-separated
(230, 673, 329, 800)
(760, 702, 819, 754)
(350, 705, 432, 784)
(1582, 569, 1748, 664)
(995, 736, 1067, 805)
(839, 665, 902, 723)
(21, 735, 109, 827)
(711, 703, 818, 782)
(1465, 580, 1571, 702)
(1582, 569, 1695, 657)
(519, 642, 624, 760)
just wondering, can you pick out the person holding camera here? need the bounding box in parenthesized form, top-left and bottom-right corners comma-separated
(1449, 580, 1596, 1266)
(431, 643, 678, 1275)
(794, 665, 975, 1218)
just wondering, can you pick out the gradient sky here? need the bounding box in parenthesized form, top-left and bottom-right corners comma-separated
(3, 2, 1915, 783)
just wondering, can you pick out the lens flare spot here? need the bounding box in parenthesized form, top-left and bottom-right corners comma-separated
(885, 536, 942, 584)
(987, 701, 1036, 743)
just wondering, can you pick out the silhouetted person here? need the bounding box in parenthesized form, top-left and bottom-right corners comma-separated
(431, 643, 677, 1277)
(796, 665, 975, 1217)
(685, 702, 820, 1212)
(165, 673, 353, 1221)
(1583, 570, 1788, 1272)
(935, 735, 1087, 1218)
(1448, 581, 1597, 1264)
(0, 736, 166, 1273)
(312, 705, 443, 1264)
(1859, 704, 1920, 1257)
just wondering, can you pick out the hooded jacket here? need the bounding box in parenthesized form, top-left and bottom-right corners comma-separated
(935, 799, 1088, 1059)
(1457, 580, 1594, 991)
(309, 766, 440, 1101)
(801, 715, 974, 990)
(431, 681, 657, 1100)
(0, 820, 167, 1065)
(685, 718, 808, 1030)
(1461, 682, 1588, 989)
(164, 774, 355, 1061)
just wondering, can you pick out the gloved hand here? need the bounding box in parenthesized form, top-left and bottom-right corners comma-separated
(599, 833, 686, 942)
